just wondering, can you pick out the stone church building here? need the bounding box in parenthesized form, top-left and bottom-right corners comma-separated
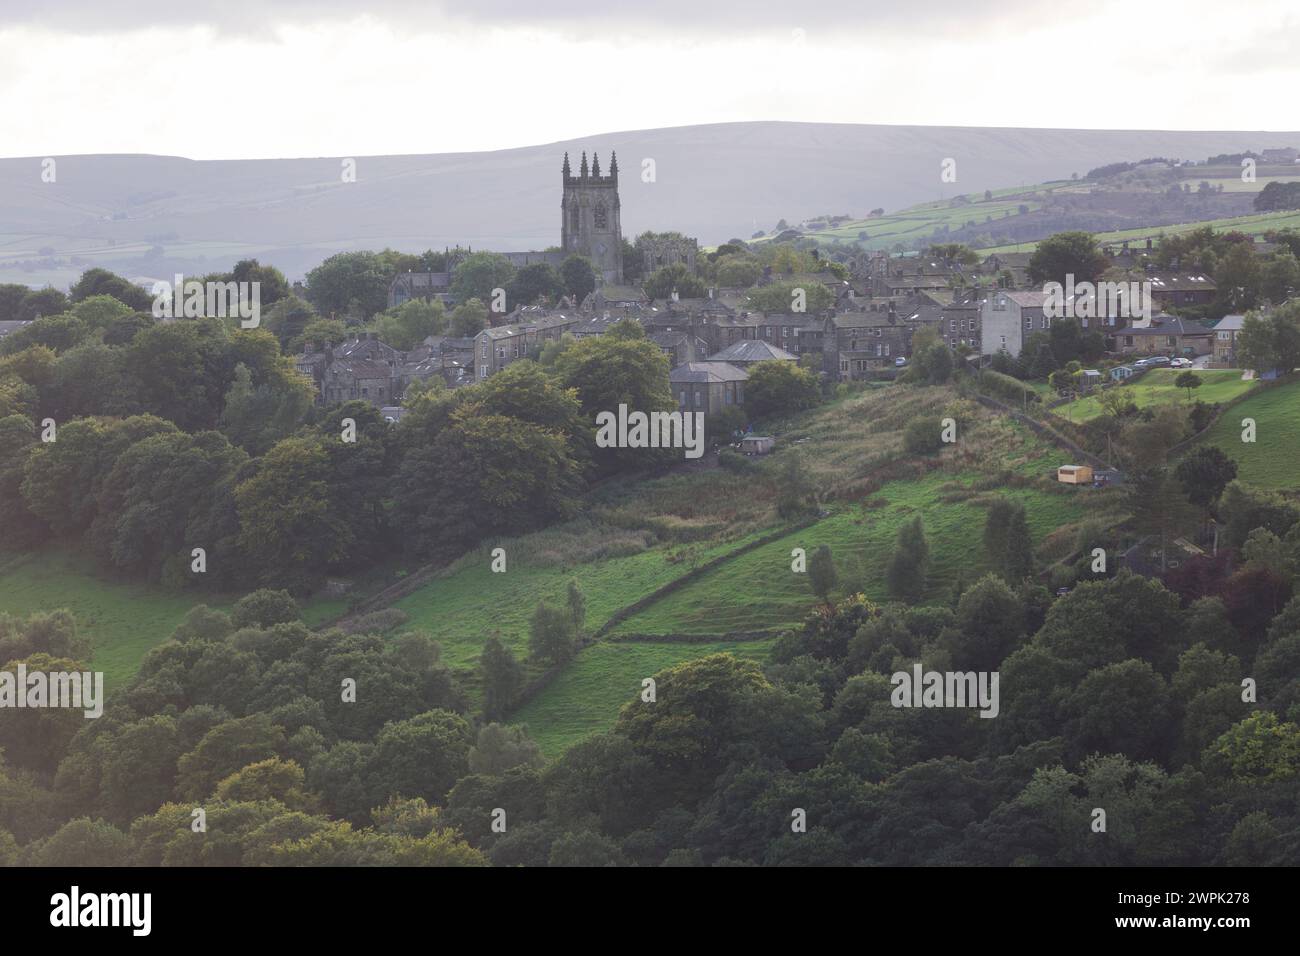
(562, 151, 623, 284)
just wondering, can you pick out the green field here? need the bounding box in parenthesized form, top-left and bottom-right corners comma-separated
(1054, 369, 1256, 423)
(391, 531, 767, 670)
(606, 471, 1092, 638)
(979, 209, 1300, 254)
(0, 550, 231, 689)
(510, 638, 775, 757)
(1189, 378, 1300, 490)
(0, 549, 345, 689)
(761, 192, 1060, 251)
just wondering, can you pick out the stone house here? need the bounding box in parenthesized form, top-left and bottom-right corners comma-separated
(1147, 273, 1217, 311)
(1211, 315, 1246, 367)
(980, 290, 1050, 358)
(753, 312, 825, 357)
(474, 313, 582, 379)
(650, 330, 710, 367)
(669, 361, 747, 416)
(388, 272, 452, 309)
(1116, 315, 1213, 357)
(823, 312, 912, 379)
(706, 339, 799, 369)
(979, 252, 1034, 289)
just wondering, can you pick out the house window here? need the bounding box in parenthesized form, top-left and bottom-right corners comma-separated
(694, 390, 703, 407)
(1025, 317, 1033, 329)
(679, 390, 687, 407)
(840, 360, 849, 372)
(950, 320, 957, 331)
(479, 366, 488, 378)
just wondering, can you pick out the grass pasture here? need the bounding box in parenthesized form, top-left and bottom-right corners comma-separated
(1188, 378, 1300, 490)
(606, 470, 1094, 638)
(1055, 369, 1256, 423)
(510, 638, 776, 757)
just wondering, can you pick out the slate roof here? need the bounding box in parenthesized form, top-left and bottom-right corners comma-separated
(707, 340, 798, 363)
(1126, 315, 1212, 336)
(669, 361, 749, 384)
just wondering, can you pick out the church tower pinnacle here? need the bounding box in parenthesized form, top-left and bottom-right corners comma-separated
(560, 150, 623, 285)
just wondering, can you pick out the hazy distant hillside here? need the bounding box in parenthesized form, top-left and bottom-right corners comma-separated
(1, 122, 1298, 285)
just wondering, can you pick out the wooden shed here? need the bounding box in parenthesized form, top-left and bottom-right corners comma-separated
(1057, 464, 1094, 485)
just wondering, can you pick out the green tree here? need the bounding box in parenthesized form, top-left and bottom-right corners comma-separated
(509, 263, 564, 306)
(371, 709, 473, 806)
(1027, 231, 1108, 285)
(261, 294, 318, 350)
(235, 436, 356, 591)
(560, 255, 597, 302)
(231, 589, 301, 629)
(808, 544, 839, 606)
(449, 298, 488, 337)
(529, 600, 576, 665)
(1174, 446, 1238, 521)
(744, 279, 834, 314)
(1174, 370, 1202, 400)
(567, 578, 587, 638)
(451, 252, 516, 305)
(952, 574, 1024, 669)
(371, 297, 446, 350)
(305, 251, 391, 320)
(1236, 300, 1300, 374)
(886, 516, 929, 604)
(744, 361, 820, 418)
(480, 634, 524, 720)
(644, 264, 706, 300)
(467, 723, 545, 776)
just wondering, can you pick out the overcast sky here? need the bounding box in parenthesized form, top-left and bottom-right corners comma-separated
(1, 0, 1296, 160)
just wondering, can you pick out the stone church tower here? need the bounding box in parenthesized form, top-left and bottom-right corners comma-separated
(561, 151, 623, 284)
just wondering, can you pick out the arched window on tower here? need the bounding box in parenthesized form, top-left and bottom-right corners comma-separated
(594, 203, 608, 229)
(570, 205, 579, 232)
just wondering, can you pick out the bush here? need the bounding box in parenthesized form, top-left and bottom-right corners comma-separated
(231, 589, 300, 629)
(979, 369, 1041, 406)
(903, 417, 944, 455)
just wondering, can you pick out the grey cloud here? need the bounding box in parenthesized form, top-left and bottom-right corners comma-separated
(2, 0, 1078, 37)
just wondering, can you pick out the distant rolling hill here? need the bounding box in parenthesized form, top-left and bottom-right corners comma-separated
(1, 122, 1297, 286)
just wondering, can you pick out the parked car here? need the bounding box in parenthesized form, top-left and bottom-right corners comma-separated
(1146, 355, 1172, 367)
(894, 356, 907, 367)
(1169, 357, 1194, 368)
